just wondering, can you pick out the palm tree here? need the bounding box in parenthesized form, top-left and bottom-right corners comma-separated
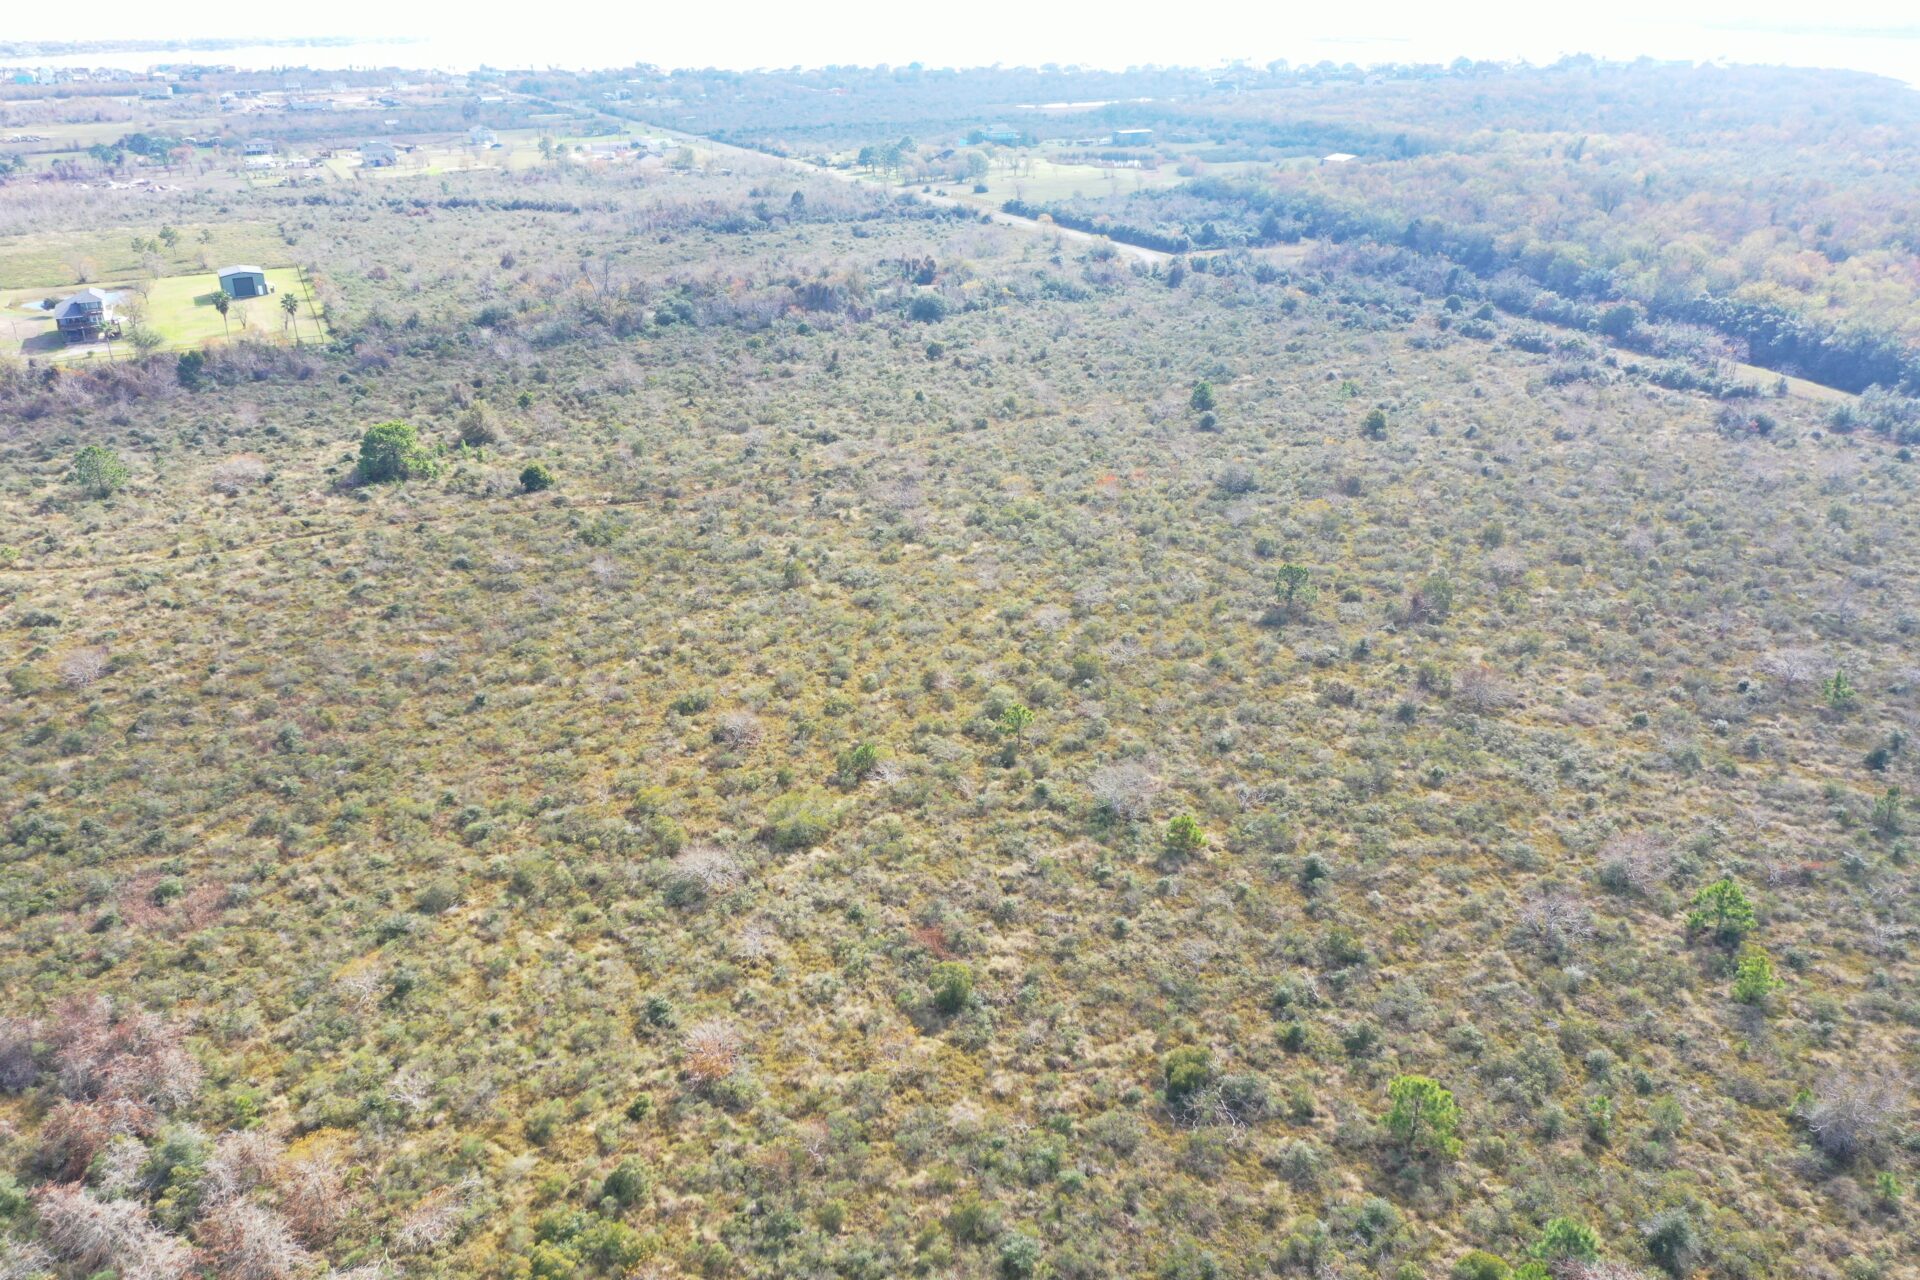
(212, 289, 231, 337)
(281, 291, 299, 343)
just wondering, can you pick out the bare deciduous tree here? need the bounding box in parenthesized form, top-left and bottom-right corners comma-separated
(1596, 832, 1676, 896)
(276, 1152, 347, 1246)
(393, 1175, 479, 1253)
(1807, 1071, 1909, 1162)
(204, 1129, 284, 1203)
(0, 1016, 38, 1091)
(1484, 548, 1528, 586)
(669, 846, 744, 898)
(46, 996, 201, 1111)
(1089, 761, 1164, 822)
(1762, 649, 1822, 692)
(35, 1183, 195, 1280)
(1518, 891, 1596, 956)
(210, 455, 271, 494)
(197, 1200, 315, 1280)
(58, 647, 110, 689)
(714, 710, 763, 747)
(683, 1020, 744, 1084)
(1456, 663, 1517, 712)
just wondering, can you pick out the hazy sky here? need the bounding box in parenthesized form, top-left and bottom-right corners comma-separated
(9, 0, 1920, 78)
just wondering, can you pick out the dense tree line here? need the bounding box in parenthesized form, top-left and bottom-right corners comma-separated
(999, 198, 1192, 254)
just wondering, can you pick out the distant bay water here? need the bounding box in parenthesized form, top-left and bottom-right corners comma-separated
(2, 19, 1917, 87)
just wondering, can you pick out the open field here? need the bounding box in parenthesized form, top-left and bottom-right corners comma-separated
(0, 222, 293, 289)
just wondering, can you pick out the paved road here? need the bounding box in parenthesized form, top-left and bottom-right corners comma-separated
(550, 95, 1172, 265)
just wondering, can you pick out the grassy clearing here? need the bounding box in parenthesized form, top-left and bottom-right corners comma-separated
(0, 221, 292, 290)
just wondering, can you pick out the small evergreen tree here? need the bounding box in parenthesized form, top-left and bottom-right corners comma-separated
(1730, 943, 1781, 1006)
(1384, 1074, 1462, 1158)
(1275, 563, 1312, 612)
(1685, 877, 1756, 945)
(69, 445, 130, 497)
(1164, 813, 1208, 862)
(1190, 380, 1216, 411)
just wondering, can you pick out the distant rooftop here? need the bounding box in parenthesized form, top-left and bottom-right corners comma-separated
(53, 288, 118, 318)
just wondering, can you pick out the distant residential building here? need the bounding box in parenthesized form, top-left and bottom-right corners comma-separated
(1112, 128, 1153, 145)
(978, 124, 1022, 146)
(53, 288, 120, 342)
(468, 126, 498, 147)
(243, 138, 274, 156)
(218, 266, 270, 299)
(361, 140, 399, 167)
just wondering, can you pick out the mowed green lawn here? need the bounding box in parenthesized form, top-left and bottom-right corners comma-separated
(139, 268, 316, 348)
(0, 267, 323, 361)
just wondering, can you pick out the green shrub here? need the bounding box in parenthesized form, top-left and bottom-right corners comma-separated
(1452, 1250, 1511, 1280)
(356, 420, 437, 483)
(601, 1158, 651, 1208)
(1532, 1217, 1600, 1262)
(1163, 1046, 1213, 1110)
(521, 462, 555, 492)
(930, 961, 974, 1014)
(526, 1099, 566, 1145)
(998, 1231, 1042, 1278)
(1641, 1207, 1698, 1278)
(946, 1193, 991, 1243)
(764, 788, 842, 849)
(835, 741, 883, 784)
